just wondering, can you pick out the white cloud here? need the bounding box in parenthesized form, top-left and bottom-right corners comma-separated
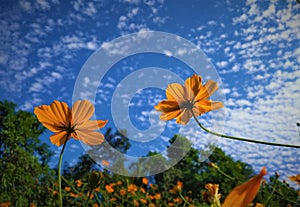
(35, 0, 51, 11)
(216, 61, 228, 68)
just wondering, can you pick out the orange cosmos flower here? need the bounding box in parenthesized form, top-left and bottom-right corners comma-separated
(75, 179, 83, 188)
(0, 202, 11, 207)
(288, 174, 300, 185)
(222, 167, 267, 207)
(128, 184, 138, 194)
(176, 181, 183, 191)
(202, 183, 221, 205)
(34, 100, 108, 146)
(119, 189, 126, 196)
(142, 177, 149, 185)
(154, 74, 223, 124)
(105, 184, 115, 193)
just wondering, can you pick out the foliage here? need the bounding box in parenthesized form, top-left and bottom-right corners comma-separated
(58, 135, 299, 206)
(1, 100, 299, 206)
(0, 100, 56, 206)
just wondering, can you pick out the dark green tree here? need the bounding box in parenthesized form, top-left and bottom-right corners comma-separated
(0, 100, 56, 206)
(154, 135, 254, 204)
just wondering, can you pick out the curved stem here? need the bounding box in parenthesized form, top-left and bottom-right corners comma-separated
(84, 189, 92, 207)
(58, 135, 69, 207)
(215, 166, 236, 181)
(191, 112, 300, 149)
(179, 190, 192, 206)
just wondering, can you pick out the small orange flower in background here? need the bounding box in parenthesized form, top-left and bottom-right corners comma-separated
(52, 190, 58, 196)
(288, 174, 300, 185)
(140, 187, 146, 193)
(119, 189, 126, 196)
(173, 197, 182, 204)
(70, 192, 79, 198)
(128, 184, 138, 194)
(116, 181, 122, 185)
(64, 186, 71, 192)
(0, 202, 11, 207)
(75, 179, 83, 188)
(223, 167, 267, 207)
(102, 160, 110, 166)
(154, 193, 161, 200)
(140, 198, 148, 204)
(34, 100, 108, 146)
(154, 74, 223, 124)
(142, 177, 149, 185)
(105, 183, 115, 193)
(176, 181, 183, 191)
(202, 183, 221, 205)
(110, 197, 116, 202)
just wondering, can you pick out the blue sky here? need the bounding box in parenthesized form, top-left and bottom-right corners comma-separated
(1, 0, 299, 180)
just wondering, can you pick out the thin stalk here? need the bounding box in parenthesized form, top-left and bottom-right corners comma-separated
(84, 189, 92, 207)
(179, 191, 192, 206)
(216, 166, 236, 181)
(61, 176, 81, 194)
(265, 178, 278, 206)
(191, 112, 300, 149)
(58, 135, 69, 207)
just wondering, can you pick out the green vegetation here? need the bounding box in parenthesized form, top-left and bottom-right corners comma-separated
(0, 100, 299, 206)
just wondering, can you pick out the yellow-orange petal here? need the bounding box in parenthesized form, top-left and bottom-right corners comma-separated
(34, 101, 71, 132)
(49, 100, 71, 124)
(50, 131, 69, 146)
(72, 100, 94, 125)
(166, 83, 186, 104)
(76, 120, 107, 132)
(223, 167, 267, 207)
(155, 100, 179, 112)
(97, 120, 108, 128)
(77, 120, 101, 131)
(288, 174, 300, 185)
(195, 100, 224, 114)
(76, 130, 104, 146)
(176, 108, 192, 125)
(184, 74, 203, 100)
(34, 105, 60, 132)
(195, 80, 219, 101)
(160, 109, 182, 121)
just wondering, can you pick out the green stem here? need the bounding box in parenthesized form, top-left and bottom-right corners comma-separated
(179, 191, 192, 206)
(61, 176, 81, 194)
(191, 112, 300, 149)
(58, 135, 69, 207)
(84, 189, 92, 207)
(215, 166, 236, 181)
(265, 178, 278, 205)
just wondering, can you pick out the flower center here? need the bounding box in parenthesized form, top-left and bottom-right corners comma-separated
(180, 101, 194, 110)
(58, 121, 76, 134)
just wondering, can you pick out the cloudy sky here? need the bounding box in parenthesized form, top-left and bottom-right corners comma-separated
(1, 0, 299, 180)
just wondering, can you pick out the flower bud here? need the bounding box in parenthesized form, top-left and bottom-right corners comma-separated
(88, 171, 102, 190)
(208, 162, 218, 169)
